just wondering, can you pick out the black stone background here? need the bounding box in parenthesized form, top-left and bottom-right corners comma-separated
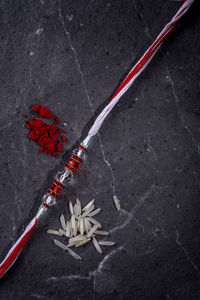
(0, 0, 200, 299)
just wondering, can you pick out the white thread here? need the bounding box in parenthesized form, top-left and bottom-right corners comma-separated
(88, 0, 195, 136)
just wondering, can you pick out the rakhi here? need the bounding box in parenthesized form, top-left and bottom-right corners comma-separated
(0, 0, 195, 278)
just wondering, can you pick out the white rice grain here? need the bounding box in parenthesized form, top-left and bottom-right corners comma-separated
(71, 214, 76, 229)
(87, 208, 101, 218)
(94, 230, 109, 236)
(75, 238, 90, 247)
(92, 237, 102, 253)
(82, 199, 95, 212)
(87, 217, 101, 228)
(82, 205, 94, 218)
(113, 195, 121, 211)
(60, 214, 67, 230)
(76, 198, 82, 215)
(68, 248, 82, 260)
(69, 235, 86, 243)
(80, 218, 84, 235)
(87, 224, 100, 238)
(54, 239, 68, 250)
(59, 229, 66, 235)
(46, 229, 63, 236)
(98, 241, 115, 246)
(74, 204, 79, 218)
(84, 218, 92, 234)
(74, 220, 78, 236)
(69, 201, 74, 215)
(77, 216, 81, 232)
(66, 221, 71, 237)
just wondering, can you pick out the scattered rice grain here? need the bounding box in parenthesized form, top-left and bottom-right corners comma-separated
(74, 219, 78, 236)
(82, 205, 94, 218)
(60, 214, 67, 230)
(69, 235, 86, 243)
(54, 239, 68, 250)
(66, 221, 71, 237)
(46, 229, 63, 236)
(84, 218, 92, 234)
(92, 237, 102, 253)
(98, 241, 115, 246)
(113, 195, 121, 211)
(76, 198, 82, 215)
(75, 238, 90, 247)
(68, 248, 82, 260)
(59, 229, 66, 235)
(94, 230, 109, 236)
(82, 199, 95, 212)
(74, 204, 79, 218)
(87, 208, 101, 217)
(69, 201, 74, 215)
(80, 218, 84, 235)
(87, 217, 101, 228)
(87, 224, 100, 238)
(71, 214, 76, 229)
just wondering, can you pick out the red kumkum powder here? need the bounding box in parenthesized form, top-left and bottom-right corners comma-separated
(24, 105, 67, 157)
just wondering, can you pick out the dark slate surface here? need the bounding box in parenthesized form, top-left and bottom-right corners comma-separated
(0, 0, 200, 299)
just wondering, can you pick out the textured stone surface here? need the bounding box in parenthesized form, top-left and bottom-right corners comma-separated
(0, 0, 200, 299)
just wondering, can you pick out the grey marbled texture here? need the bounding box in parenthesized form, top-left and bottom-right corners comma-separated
(0, 0, 200, 299)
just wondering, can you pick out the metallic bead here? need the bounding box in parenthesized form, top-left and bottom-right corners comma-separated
(55, 168, 73, 185)
(43, 193, 56, 206)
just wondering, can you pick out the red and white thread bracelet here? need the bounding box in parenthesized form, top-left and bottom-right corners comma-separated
(0, 0, 195, 279)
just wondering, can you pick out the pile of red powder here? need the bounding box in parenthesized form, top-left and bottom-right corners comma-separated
(24, 105, 67, 157)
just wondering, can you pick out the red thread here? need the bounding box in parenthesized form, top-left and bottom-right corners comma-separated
(54, 179, 64, 189)
(79, 145, 87, 151)
(42, 202, 50, 208)
(0, 218, 38, 278)
(64, 163, 76, 173)
(47, 189, 58, 198)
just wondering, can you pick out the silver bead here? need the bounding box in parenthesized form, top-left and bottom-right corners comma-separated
(43, 193, 56, 206)
(55, 168, 73, 185)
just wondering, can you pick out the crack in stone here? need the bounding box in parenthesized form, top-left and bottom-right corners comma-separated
(137, 0, 199, 155)
(146, 134, 158, 160)
(164, 57, 200, 154)
(46, 246, 123, 290)
(116, 131, 160, 154)
(133, 216, 145, 232)
(175, 230, 200, 277)
(31, 295, 46, 299)
(58, 0, 118, 197)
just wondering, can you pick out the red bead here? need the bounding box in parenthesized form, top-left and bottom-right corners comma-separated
(42, 202, 50, 208)
(54, 179, 64, 189)
(68, 159, 80, 170)
(79, 144, 87, 151)
(49, 183, 62, 195)
(71, 154, 82, 163)
(64, 163, 76, 173)
(47, 189, 58, 198)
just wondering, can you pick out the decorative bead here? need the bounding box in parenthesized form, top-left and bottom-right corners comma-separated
(55, 168, 73, 185)
(48, 183, 63, 196)
(54, 179, 65, 189)
(64, 163, 76, 173)
(47, 189, 58, 198)
(68, 158, 80, 170)
(73, 148, 85, 159)
(42, 193, 56, 206)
